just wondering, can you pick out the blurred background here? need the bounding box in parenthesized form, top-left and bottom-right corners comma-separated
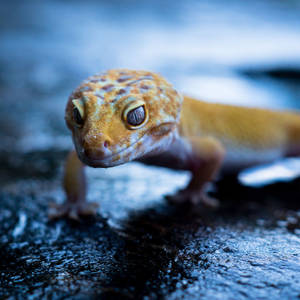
(1, 0, 300, 154)
(1, 1, 300, 299)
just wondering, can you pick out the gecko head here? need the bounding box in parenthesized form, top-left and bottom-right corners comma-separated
(65, 69, 183, 167)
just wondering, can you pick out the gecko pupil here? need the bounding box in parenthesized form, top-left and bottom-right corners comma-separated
(73, 107, 84, 125)
(127, 106, 145, 126)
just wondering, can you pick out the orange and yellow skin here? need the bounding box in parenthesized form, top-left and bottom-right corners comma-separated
(49, 69, 300, 219)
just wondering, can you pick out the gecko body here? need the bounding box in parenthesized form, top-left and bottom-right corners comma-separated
(50, 69, 300, 219)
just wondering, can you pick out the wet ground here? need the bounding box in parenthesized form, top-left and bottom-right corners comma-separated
(1, 0, 300, 299)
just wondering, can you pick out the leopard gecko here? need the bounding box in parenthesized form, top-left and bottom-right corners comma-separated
(49, 69, 300, 219)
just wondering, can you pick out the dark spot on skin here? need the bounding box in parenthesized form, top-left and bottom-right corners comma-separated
(117, 88, 126, 95)
(94, 91, 104, 99)
(80, 86, 92, 92)
(117, 75, 133, 83)
(126, 80, 140, 86)
(110, 98, 118, 103)
(126, 76, 154, 87)
(102, 84, 115, 92)
(90, 79, 100, 83)
(110, 88, 128, 103)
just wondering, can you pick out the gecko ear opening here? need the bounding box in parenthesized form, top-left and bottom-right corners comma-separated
(150, 123, 176, 137)
(123, 100, 149, 130)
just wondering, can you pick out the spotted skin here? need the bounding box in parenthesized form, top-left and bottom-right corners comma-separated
(49, 69, 300, 219)
(65, 69, 182, 169)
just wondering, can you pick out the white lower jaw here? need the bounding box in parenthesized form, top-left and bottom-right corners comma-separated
(78, 153, 129, 168)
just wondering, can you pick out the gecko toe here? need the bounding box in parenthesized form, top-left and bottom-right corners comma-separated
(79, 202, 99, 216)
(48, 201, 99, 221)
(197, 194, 219, 208)
(166, 190, 220, 209)
(68, 209, 80, 221)
(48, 202, 68, 219)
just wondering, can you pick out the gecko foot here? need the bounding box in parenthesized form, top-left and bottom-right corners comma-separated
(166, 189, 219, 208)
(48, 201, 99, 221)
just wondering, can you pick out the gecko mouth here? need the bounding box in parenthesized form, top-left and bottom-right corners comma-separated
(74, 122, 176, 168)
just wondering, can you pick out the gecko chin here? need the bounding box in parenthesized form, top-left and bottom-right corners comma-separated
(78, 153, 127, 168)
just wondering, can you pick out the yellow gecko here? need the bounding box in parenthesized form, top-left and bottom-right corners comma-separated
(50, 69, 300, 219)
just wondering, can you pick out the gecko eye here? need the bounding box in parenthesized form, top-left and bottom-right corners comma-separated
(127, 106, 145, 125)
(73, 107, 84, 125)
(123, 100, 148, 129)
(72, 99, 85, 126)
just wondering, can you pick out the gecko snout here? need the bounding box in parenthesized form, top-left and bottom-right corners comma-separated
(82, 134, 113, 161)
(83, 146, 112, 161)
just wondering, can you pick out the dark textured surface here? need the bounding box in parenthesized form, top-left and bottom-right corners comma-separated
(1, 155, 300, 299)
(1, 1, 300, 299)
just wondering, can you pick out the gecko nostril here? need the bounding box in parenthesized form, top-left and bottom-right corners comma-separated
(103, 140, 110, 148)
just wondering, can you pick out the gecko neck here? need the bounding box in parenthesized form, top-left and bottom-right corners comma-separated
(137, 128, 193, 170)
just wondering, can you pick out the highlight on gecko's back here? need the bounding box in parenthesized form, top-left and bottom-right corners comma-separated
(65, 69, 183, 167)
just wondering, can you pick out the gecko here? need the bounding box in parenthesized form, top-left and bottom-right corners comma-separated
(49, 69, 300, 219)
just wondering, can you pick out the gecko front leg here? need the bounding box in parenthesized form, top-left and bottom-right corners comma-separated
(167, 137, 225, 208)
(49, 150, 98, 220)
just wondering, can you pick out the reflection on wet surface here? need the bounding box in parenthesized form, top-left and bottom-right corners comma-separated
(1, 0, 300, 299)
